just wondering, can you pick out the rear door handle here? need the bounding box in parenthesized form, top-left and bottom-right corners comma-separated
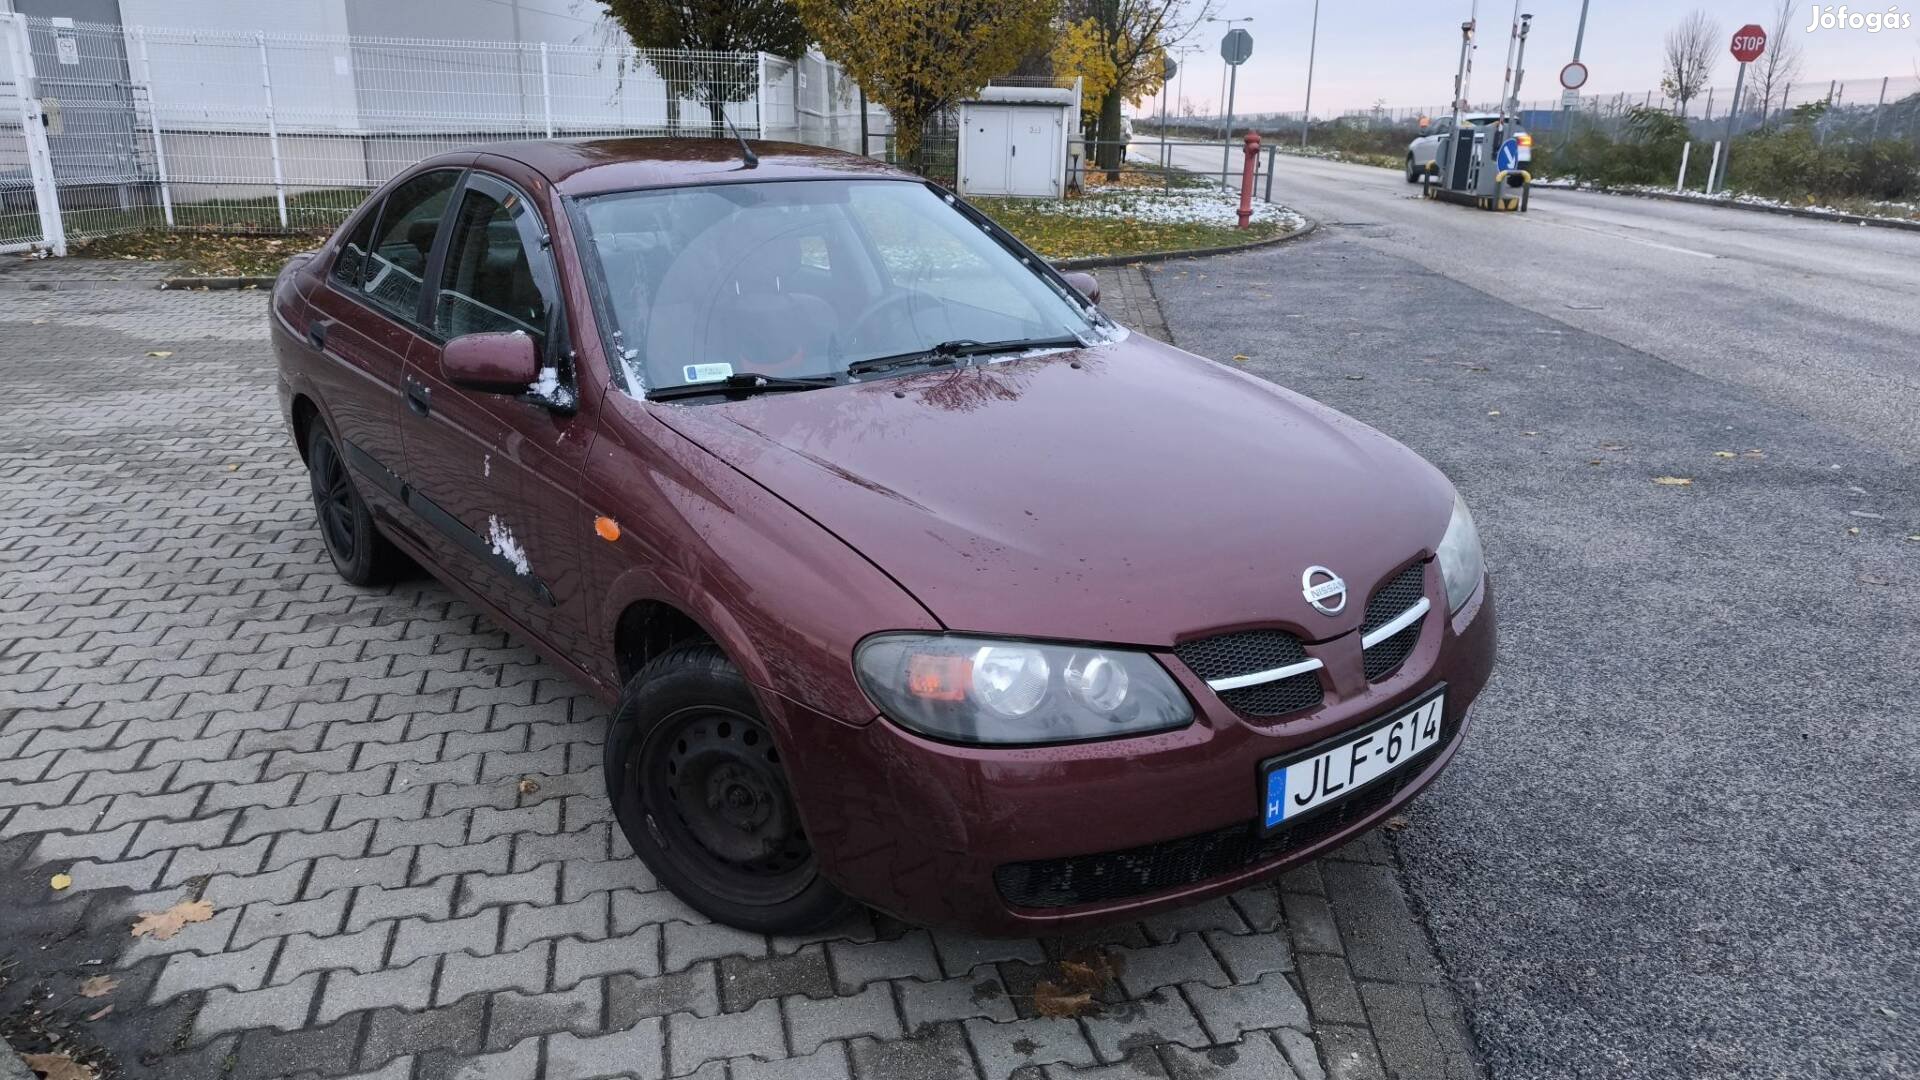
(405, 379, 431, 417)
(307, 319, 331, 351)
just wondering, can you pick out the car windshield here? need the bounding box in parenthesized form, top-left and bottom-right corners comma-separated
(576, 179, 1109, 395)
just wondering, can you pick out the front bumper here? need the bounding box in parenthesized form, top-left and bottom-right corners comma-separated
(773, 576, 1497, 936)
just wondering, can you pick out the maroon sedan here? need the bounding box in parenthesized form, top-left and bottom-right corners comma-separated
(271, 139, 1495, 936)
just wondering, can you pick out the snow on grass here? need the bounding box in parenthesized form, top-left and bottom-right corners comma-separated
(487, 515, 530, 577)
(1036, 187, 1306, 231)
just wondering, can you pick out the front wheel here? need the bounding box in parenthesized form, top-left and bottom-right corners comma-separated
(1406, 155, 1421, 183)
(604, 644, 853, 933)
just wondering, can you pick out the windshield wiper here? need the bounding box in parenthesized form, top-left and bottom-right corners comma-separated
(846, 336, 1086, 377)
(646, 372, 839, 402)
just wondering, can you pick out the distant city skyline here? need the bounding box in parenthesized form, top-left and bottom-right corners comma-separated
(1136, 1, 1918, 117)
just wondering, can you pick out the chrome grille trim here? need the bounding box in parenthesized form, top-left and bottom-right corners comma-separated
(1361, 596, 1429, 650)
(1205, 656, 1325, 692)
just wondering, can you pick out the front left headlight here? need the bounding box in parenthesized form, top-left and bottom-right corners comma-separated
(853, 634, 1194, 746)
(1436, 493, 1485, 613)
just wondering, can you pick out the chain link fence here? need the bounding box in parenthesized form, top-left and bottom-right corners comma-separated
(0, 14, 870, 254)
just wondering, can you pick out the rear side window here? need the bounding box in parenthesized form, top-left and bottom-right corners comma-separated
(360, 169, 459, 323)
(435, 185, 552, 347)
(332, 207, 377, 288)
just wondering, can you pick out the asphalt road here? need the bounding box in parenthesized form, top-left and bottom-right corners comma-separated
(1151, 143, 1920, 463)
(1142, 195, 1920, 1078)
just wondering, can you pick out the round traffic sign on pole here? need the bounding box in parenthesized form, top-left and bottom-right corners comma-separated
(1729, 24, 1766, 64)
(1559, 61, 1588, 90)
(1163, 56, 1178, 80)
(1220, 28, 1253, 66)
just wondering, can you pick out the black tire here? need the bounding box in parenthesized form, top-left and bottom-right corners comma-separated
(604, 644, 853, 934)
(305, 424, 400, 586)
(1406, 155, 1420, 183)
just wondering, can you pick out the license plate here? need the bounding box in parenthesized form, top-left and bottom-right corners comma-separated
(1261, 689, 1446, 833)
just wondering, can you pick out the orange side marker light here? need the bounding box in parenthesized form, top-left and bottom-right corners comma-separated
(594, 516, 621, 542)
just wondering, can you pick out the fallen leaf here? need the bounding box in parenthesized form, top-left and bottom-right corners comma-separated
(227, 463, 240, 471)
(50, 872, 71, 890)
(1231, 354, 1250, 362)
(1382, 814, 1412, 832)
(85, 1004, 114, 1022)
(1031, 980, 1097, 1018)
(1487, 410, 1501, 417)
(1713, 451, 1737, 459)
(517, 778, 540, 796)
(79, 974, 118, 998)
(1588, 459, 1605, 465)
(1599, 443, 1629, 452)
(1848, 527, 1861, 536)
(1521, 430, 1538, 436)
(146, 350, 172, 358)
(1859, 573, 1892, 586)
(23, 1053, 95, 1080)
(1906, 534, 1920, 543)
(1652, 476, 1692, 486)
(131, 898, 214, 941)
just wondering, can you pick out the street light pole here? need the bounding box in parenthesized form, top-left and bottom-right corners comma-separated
(1300, 0, 1320, 148)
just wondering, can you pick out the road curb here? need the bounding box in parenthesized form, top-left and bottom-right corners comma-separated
(1054, 216, 1319, 271)
(1532, 182, 1920, 232)
(1, 1038, 33, 1080)
(158, 275, 275, 290)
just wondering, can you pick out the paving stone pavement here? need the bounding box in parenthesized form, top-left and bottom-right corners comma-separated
(0, 260, 1477, 1080)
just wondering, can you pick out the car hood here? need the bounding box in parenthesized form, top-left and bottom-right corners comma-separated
(654, 335, 1455, 646)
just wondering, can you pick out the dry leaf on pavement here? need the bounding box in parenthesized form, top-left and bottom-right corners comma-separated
(1713, 451, 1737, 458)
(85, 1004, 114, 1022)
(517, 778, 540, 796)
(1031, 980, 1097, 1018)
(78, 974, 118, 998)
(146, 350, 173, 358)
(50, 873, 71, 890)
(131, 898, 214, 941)
(1652, 476, 1693, 486)
(23, 1053, 96, 1080)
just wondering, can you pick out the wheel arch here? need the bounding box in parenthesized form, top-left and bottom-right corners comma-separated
(290, 393, 322, 463)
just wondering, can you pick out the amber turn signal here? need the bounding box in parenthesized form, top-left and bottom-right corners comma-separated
(594, 516, 621, 541)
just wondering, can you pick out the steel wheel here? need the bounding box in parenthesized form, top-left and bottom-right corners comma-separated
(637, 705, 814, 906)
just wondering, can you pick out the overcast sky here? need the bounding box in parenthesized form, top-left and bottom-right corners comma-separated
(1147, 1, 1919, 118)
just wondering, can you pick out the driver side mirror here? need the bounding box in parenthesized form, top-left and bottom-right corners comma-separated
(441, 331, 539, 394)
(1060, 270, 1101, 306)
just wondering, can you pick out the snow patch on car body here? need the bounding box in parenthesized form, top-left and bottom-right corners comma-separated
(487, 515, 531, 576)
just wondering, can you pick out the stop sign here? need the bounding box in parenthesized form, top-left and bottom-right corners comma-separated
(1729, 24, 1767, 63)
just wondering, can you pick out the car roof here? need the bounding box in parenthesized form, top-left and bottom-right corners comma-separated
(436, 137, 916, 197)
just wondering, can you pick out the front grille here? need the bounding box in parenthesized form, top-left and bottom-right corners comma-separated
(994, 707, 1459, 909)
(1362, 562, 1427, 635)
(1174, 629, 1324, 717)
(1361, 561, 1428, 682)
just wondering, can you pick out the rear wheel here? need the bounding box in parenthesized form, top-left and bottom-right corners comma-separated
(1406, 155, 1421, 183)
(605, 644, 853, 933)
(306, 425, 399, 586)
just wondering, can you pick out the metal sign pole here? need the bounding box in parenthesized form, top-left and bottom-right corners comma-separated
(1222, 61, 1238, 183)
(1715, 61, 1746, 194)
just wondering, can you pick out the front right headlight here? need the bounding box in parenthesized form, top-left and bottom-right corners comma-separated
(853, 634, 1193, 747)
(1436, 494, 1485, 613)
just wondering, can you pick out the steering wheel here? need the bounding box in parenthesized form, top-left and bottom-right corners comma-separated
(844, 290, 924, 354)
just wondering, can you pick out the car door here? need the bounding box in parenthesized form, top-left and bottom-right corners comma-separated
(304, 167, 462, 523)
(401, 169, 596, 660)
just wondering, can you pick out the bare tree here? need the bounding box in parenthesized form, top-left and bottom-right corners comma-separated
(1752, 0, 1803, 125)
(1660, 9, 1720, 116)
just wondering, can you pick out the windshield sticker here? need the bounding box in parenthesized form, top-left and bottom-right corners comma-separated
(683, 363, 734, 383)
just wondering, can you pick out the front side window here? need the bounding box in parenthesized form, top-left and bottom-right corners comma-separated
(360, 169, 459, 323)
(577, 179, 1106, 394)
(436, 185, 552, 348)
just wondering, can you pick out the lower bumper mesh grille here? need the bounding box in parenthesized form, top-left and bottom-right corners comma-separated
(993, 709, 1460, 909)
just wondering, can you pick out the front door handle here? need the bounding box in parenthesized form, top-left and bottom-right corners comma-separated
(405, 379, 431, 417)
(307, 319, 331, 351)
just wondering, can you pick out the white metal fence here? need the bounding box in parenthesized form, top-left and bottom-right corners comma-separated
(0, 14, 873, 255)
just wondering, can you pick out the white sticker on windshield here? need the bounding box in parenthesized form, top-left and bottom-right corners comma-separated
(682, 363, 733, 383)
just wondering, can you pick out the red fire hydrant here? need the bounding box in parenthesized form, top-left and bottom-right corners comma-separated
(1237, 131, 1261, 229)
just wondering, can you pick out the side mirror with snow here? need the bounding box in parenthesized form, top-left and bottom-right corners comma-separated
(441, 332, 539, 394)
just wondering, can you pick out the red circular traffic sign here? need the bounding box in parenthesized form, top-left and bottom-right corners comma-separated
(1559, 61, 1588, 90)
(1729, 24, 1767, 63)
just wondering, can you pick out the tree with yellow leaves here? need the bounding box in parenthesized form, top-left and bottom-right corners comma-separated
(797, 0, 1057, 167)
(1058, 0, 1207, 172)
